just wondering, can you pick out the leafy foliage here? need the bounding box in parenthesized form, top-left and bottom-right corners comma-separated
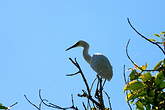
(125, 61, 165, 110)
(124, 32, 165, 110)
(153, 32, 165, 45)
(0, 104, 8, 110)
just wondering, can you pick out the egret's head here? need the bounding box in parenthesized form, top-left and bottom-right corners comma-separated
(66, 40, 89, 51)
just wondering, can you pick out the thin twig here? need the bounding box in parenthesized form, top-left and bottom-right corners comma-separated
(39, 100, 42, 110)
(126, 40, 159, 72)
(82, 102, 87, 110)
(38, 89, 78, 110)
(24, 95, 41, 110)
(9, 102, 18, 108)
(123, 65, 128, 84)
(88, 77, 97, 109)
(126, 39, 139, 69)
(90, 77, 97, 92)
(38, 89, 65, 109)
(127, 18, 165, 55)
(71, 94, 74, 107)
(123, 65, 133, 110)
(71, 94, 78, 109)
(103, 91, 112, 110)
(87, 98, 91, 110)
(68, 58, 90, 94)
(66, 71, 80, 76)
(142, 69, 159, 72)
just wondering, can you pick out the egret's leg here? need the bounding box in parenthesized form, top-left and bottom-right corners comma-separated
(102, 79, 106, 88)
(99, 77, 105, 107)
(99, 76, 103, 91)
(95, 76, 105, 107)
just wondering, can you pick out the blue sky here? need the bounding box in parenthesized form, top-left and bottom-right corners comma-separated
(0, 0, 164, 110)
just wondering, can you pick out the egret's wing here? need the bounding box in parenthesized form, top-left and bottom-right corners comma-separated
(90, 54, 113, 80)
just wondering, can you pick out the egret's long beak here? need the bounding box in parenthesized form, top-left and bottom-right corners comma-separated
(65, 43, 78, 51)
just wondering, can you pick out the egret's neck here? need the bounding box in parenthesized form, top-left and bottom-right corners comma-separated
(83, 46, 91, 64)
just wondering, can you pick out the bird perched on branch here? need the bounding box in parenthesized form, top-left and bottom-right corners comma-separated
(66, 40, 113, 81)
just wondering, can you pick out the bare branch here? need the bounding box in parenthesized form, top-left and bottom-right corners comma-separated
(69, 58, 90, 94)
(66, 71, 80, 76)
(38, 89, 66, 109)
(9, 102, 18, 108)
(24, 95, 41, 110)
(126, 39, 160, 72)
(71, 94, 74, 107)
(38, 100, 43, 110)
(38, 89, 78, 110)
(123, 65, 128, 84)
(68, 58, 101, 107)
(82, 102, 87, 110)
(71, 94, 78, 109)
(126, 39, 139, 69)
(90, 77, 97, 92)
(123, 65, 133, 110)
(87, 99, 92, 110)
(103, 91, 112, 110)
(127, 18, 165, 55)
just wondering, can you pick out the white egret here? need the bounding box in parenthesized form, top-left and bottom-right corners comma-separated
(66, 40, 113, 81)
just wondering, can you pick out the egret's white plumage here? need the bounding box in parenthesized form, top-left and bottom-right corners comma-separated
(66, 40, 113, 81)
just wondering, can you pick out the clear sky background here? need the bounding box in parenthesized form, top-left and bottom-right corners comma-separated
(0, 0, 164, 110)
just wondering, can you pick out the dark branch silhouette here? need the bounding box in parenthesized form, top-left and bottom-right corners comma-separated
(103, 91, 112, 109)
(24, 95, 41, 110)
(9, 102, 18, 108)
(25, 58, 112, 110)
(67, 58, 103, 108)
(126, 39, 160, 72)
(127, 18, 165, 55)
(39, 89, 78, 110)
(24, 90, 78, 110)
(67, 58, 112, 110)
(123, 65, 133, 110)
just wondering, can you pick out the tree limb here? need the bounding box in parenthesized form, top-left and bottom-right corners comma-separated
(38, 89, 78, 110)
(127, 18, 165, 55)
(24, 95, 41, 110)
(67, 58, 101, 107)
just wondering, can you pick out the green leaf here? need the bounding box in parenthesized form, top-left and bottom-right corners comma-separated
(136, 100, 144, 110)
(129, 69, 139, 81)
(155, 71, 165, 87)
(154, 34, 160, 37)
(124, 80, 145, 91)
(156, 42, 163, 44)
(140, 72, 152, 82)
(147, 89, 155, 97)
(146, 104, 151, 110)
(158, 92, 165, 101)
(160, 32, 165, 34)
(0, 105, 8, 109)
(159, 81, 165, 88)
(126, 90, 146, 101)
(148, 39, 156, 42)
(127, 93, 134, 101)
(154, 60, 163, 70)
